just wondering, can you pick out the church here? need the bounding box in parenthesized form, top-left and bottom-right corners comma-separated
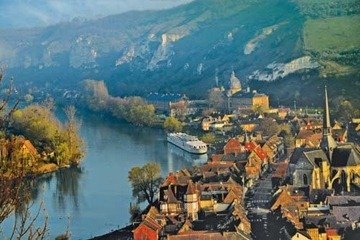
(287, 86, 360, 192)
(224, 71, 269, 111)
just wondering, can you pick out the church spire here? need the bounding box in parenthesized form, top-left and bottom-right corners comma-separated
(323, 85, 331, 134)
(320, 85, 337, 161)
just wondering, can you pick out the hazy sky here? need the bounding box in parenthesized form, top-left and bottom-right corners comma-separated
(0, 0, 193, 29)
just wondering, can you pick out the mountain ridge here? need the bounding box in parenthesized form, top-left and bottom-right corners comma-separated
(0, 0, 359, 106)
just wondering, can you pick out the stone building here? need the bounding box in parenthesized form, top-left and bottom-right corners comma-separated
(320, 87, 360, 192)
(227, 71, 242, 96)
(229, 91, 269, 111)
(288, 86, 360, 192)
(184, 180, 199, 220)
(287, 148, 330, 189)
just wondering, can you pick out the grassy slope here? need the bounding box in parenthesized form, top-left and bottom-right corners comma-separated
(3, 0, 360, 106)
(112, 0, 303, 96)
(304, 15, 360, 53)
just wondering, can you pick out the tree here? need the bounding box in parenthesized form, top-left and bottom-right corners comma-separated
(129, 203, 141, 223)
(0, 68, 49, 240)
(208, 88, 224, 110)
(11, 104, 84, 167)
(256, 118, 280, 137)
(163, 117, 182, 132)
(82, 80, 109, 111)
(82, 80, 157, 126)
(333, 98, 359, 123)
(200, 133, 216, 144)
(64, 106, 84, 164)
(169, 100, 188, 121)
(128, 162, 163, 205)
(279, 124, 295, 149)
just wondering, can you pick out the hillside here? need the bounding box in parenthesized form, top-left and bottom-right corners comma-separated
(0, 0, 359, 106)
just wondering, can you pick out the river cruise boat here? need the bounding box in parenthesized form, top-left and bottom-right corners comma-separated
(167, 133, 207, 154)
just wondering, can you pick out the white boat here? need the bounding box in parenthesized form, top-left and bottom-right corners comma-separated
(167, 133, 208, 154)
(168, 143, 208, 164)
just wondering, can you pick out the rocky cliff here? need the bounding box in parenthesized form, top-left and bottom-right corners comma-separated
(0, 0, 359, 105)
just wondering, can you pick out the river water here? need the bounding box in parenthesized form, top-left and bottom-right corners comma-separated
(1, 114, 207, 239)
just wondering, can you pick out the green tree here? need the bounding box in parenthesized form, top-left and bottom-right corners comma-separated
(11, 105, 84, 166)
(333, 98, 358, 123)
(64, 106, 84, 164)
(163, 117, 183, 132)
(128, 162, 163, 205)
(11, 105, 60, 147)
(82, 80, 157, 126)
(200, 133, 216, 144)
(82, 80, 109, 111)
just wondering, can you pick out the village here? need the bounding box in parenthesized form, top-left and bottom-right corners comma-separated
(1, 71, 360, 240)
(129, 72, 360, 240)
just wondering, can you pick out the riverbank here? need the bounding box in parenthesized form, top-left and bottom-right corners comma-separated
(0, 117, 193, 239)
(0, 159, 82, 180)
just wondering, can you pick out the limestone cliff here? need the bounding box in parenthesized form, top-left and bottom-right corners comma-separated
(249, 56, 320, 82)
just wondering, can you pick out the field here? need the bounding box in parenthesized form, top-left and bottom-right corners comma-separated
(303, 15, 360, 53)
(294, 0, 360, 18)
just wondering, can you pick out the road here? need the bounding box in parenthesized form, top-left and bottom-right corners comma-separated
(244, 170, 274, 239)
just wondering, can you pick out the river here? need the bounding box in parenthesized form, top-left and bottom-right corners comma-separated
(1, 114, 207, 239)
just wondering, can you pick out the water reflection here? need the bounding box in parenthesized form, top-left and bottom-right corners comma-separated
(2, 116, 201, 239)
(167, 143, 207, 172)
(53, 167, 82, 212)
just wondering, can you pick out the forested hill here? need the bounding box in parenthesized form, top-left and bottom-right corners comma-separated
(0, 0, 359, 106)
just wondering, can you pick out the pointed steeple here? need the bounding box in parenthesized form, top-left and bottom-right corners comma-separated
(320, 85, 337, 161)
(323, 86, 331, 134)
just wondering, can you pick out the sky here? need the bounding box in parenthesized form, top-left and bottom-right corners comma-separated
(0, 0, 193, 29)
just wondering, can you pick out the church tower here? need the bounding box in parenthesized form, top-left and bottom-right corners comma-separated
(320, 86, 337, 162)
(184, 180, 199, 220)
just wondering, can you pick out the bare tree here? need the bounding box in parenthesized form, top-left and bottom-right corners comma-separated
(0, 68, 49, 239)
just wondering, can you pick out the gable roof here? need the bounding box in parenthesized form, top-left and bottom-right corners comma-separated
(223, 189, 240, 204)
(290, 148, 328, 167)
(185, 181, 196, 195)
(331, 143, 360, 167)
(273, 161, 289, 178)
(303, 150, 329, 167)
(165, 187, 179, 204)
(326, 195, 360, 206)
(332, 206, 360, 222)
(142, 216, 162, 232)
(23, 140, 38, 155)
(133, 215, 162, 234)
(177, 219, 193, 234)
(292, 230, 311, 239)
(224, 138, 242, 149)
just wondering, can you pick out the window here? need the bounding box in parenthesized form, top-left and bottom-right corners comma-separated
(303, 174, 308, 185)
